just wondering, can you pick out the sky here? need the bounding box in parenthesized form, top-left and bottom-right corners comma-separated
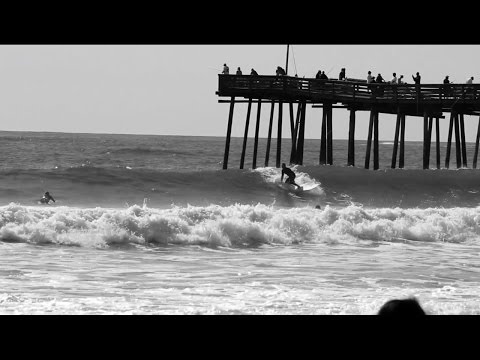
(1, 44, 480, 142)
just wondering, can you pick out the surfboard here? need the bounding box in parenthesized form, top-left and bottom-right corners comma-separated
(301, 183, 320, 191)
(277, 182, 319, 193)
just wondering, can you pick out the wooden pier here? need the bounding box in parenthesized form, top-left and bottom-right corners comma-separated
(216, 74, 480, 170)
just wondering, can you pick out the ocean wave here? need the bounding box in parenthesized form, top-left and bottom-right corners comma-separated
(2, 203, 480, 249)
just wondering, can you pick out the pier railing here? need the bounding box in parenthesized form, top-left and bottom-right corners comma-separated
(217, 74, 480, 109)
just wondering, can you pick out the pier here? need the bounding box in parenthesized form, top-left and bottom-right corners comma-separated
(216, 74, 480, 170)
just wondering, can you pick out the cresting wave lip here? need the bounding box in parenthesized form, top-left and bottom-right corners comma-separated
(1, 203, 480, 249)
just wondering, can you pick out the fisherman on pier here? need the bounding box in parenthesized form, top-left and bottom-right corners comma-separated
(222, 63, 229, 75)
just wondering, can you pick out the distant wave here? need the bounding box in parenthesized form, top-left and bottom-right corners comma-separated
(109, 146, 193, 156)
(1, 165, 480, 209)
(1, 203, 480, 249)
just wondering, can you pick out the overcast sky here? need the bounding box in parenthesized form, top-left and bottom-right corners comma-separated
(1, 44, 480, 141)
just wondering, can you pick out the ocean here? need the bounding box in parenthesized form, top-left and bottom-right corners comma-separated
(1, 130, 480, 315)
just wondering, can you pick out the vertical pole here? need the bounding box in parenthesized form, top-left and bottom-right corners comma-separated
(473, 116, 480, 169)
(223, 96, 235, 170)
(320, 105, 327, 165)
(347, 109, 356, 166)
(399, 114, 405, 168)
(423, 112, 429, 170)
(288, 102, 296, 164)
(290, 103, 301, 164)
(365, 110, 374, 169)
(445, 112, 454, 169)
(265, 101, 275, 167)
(454, 112, 461, 168)
(327, 104, 333, 165)
(392, 111, 401, 168)
(373, 110, 379, 170)
(426, 116, 433, 169)
(436, 117, 441, 169)
(285, 44, 290, 76)
(459, 113, 467, 168)
(240, 98, 253, 169)
(252, 100, 262, 169)
(297, 101, 306, 165)
(276, 101, 283, 168)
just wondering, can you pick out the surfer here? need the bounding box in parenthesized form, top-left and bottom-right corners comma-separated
(41, 191, 55, 204)
(281, 163, 301, 189)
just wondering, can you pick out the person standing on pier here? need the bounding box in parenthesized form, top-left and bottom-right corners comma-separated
(466, 76, 475, 98)
(367, 71, 374, 83)
(276, 66, 286, 76)
(412, 72, 421, 84)
(412, 72, 421, 99)
(250, 68, 258, 76)
(390, 73, 397, 84)
(222, 64, 229, 75)
(339, 68, 346, 80)
(443, 75, 451, 97)
(236, 67, 242, 75)
(320, 71, 328, 80)
(398, 75, 404, 84)
(316, 70, 322, 79)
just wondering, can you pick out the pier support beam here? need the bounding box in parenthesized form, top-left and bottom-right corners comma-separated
(223, 96, 235, 170)
(327, 103, 333, 165)
(347, 109, 356, 166)
(435, 117, 441, 169)
(365, 109, 379, 170)
(474, 116, 480, 169)
(297, 101, 306, 165)
(290, 103, 301, 164)
(240, 98, 252, 169)
(252, 100, 262, 169)
(373, 110, 379, 170)
(365, 110, 374, 170)
(265, 101, 275, 167)
(320, 104, 327, 165)
(276, 102, 283, 168)
(454, 112, 462, 168)
(445, 112, 454, 169)
(399, 114, 405, 168)
(459, 113, 468, 168)
(391, 110, 401, 169)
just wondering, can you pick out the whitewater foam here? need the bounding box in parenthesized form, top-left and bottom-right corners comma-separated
(2, 202, 480, 249)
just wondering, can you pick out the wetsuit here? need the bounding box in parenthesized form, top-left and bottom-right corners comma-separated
(282, 167, 296, 185)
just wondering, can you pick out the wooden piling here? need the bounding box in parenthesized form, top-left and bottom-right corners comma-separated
(423, 112, 429, 170)
(297, 101, 306, 165)
(435, 117, 441, 169)
(252, 100, 262, 169)
(290, 103, 301, 164)
(320, 105, 327, 165)
(459, 113, 467, 168)
(327, 103, 333, 165)
(222, 96, 235, 170)
(474, 116, 480, 169)
(276, 102, 283, 168)
(348, 109, 356, 166)
(240, 98, 252, 169)
(265, 101, 275, 167)
(373, 110, 379, 170)
(365, 110, 374, 169)
(454, 112, 461, 168)
(392, 111, 401, 168)
(399, 114, 405, 168)
(445, 112, 454, 169)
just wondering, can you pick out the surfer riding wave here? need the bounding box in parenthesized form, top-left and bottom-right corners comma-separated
(40, 191, 56, 204)
(281, 163, 301, 189)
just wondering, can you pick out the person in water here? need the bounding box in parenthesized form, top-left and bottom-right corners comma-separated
(41, 191, 55, 204)
(281, 163, 301, 189)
